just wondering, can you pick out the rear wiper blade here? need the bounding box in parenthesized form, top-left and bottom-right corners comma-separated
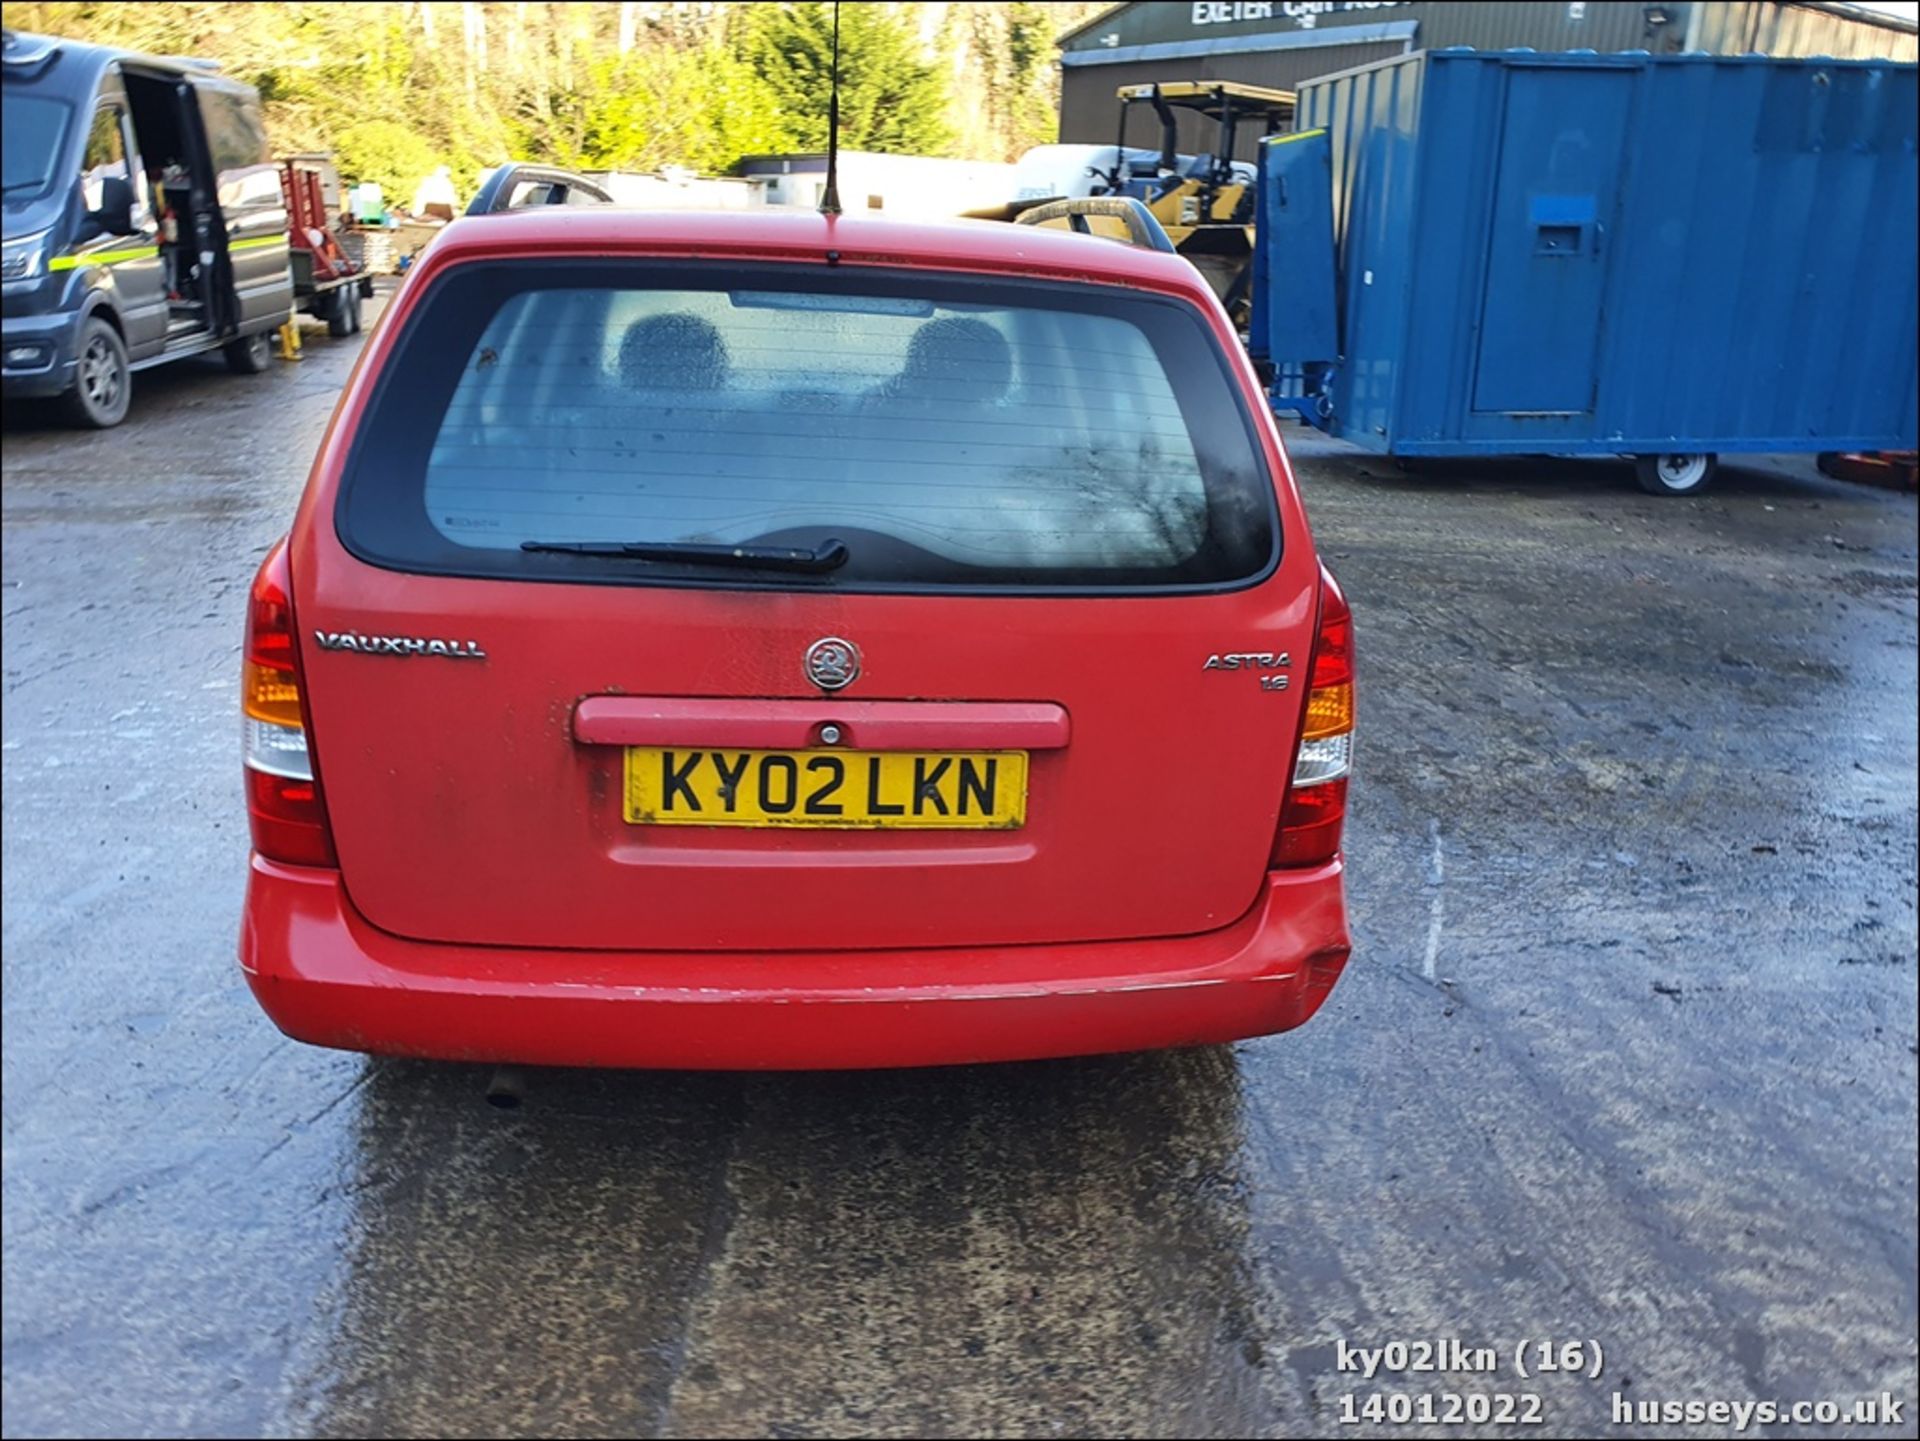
(520, 536, 850, 573)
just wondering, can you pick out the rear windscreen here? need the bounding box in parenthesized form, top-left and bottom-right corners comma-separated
(337, 261, 1278, 592)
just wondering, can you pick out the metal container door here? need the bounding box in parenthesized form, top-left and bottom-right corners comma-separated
(1471, 67, 1633, 416)
(1250, 129, 1339, 369)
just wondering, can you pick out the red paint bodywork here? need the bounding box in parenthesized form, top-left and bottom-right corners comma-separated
(243, 208, 1352, 1069)
(571, 697, 1072, 752)
(242, 854, 1351, 1069)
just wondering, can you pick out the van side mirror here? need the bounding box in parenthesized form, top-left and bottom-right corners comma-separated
(94, 175, 136, 237)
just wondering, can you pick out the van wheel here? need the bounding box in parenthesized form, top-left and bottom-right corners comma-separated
(224, 330, 274, 375)
(1634, 453, 1717, 496)
(63, 318, 132, 429)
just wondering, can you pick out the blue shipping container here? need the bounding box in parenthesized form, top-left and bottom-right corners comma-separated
(1254, 50, 1919, 465)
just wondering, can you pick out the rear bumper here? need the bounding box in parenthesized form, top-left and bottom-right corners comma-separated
(239, 855, 1351, 1070)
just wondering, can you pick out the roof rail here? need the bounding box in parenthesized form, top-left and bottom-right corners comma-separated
(465, 163, 613, 217)
(1012, 197, 1176, 254)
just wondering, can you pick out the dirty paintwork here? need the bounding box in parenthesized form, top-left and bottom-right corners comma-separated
(2, 314, 1915, 1436)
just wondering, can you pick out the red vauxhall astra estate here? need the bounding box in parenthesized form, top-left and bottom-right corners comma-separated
(238, 204, 1354, 1070)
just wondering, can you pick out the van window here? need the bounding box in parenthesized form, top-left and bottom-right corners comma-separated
(2, 93, 72, 201)
(80, 107, 130, 213)
(199, 88, 269, 176)
(338, 262, 1279, 593)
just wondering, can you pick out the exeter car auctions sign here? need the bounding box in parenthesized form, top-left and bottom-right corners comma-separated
(1190, 1, 1409, 29)
(1064, 0, 1421, 55)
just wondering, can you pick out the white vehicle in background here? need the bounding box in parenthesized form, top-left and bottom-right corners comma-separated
(989, 143, 1257, 213)
(1008, 144, 1131, 202)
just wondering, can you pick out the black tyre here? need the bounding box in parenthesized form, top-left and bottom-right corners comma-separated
(61, 317, 132, 429)
(1634, 452, 1718, 496)
(326, 286, 354, 338)
(223, 329, 274, 375)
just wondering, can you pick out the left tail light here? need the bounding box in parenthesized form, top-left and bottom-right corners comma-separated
(243, 539, 337, 867)
(1272, 564, 1354, 868)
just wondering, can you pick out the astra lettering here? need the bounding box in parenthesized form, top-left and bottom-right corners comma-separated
(1202, 651, 1290, 670)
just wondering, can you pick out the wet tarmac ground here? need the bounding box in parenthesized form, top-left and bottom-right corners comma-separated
(3, 303, 1915, 1438)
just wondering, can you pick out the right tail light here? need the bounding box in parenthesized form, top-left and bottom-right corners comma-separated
(1272, 565, 1353, 868)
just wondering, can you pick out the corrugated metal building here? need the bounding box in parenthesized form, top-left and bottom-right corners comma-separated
(1058, 1, 1920, 159)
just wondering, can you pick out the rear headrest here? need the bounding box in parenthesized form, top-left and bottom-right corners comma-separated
(618, 313, 730, 391)
(893, 317, 1011, 404)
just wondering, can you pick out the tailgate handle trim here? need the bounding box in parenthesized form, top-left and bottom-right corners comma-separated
(573, 698, 1070, 751)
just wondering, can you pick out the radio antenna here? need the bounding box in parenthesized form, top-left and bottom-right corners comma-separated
(819, 1, 843, 215)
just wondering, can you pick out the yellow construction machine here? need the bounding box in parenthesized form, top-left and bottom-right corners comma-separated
(1095, 81, 1296, 325)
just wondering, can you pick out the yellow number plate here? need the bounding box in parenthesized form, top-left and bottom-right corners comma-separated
(624, 747, 1029, 829)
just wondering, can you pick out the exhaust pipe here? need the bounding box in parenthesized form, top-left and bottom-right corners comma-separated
(484, 1066, 526, 1110)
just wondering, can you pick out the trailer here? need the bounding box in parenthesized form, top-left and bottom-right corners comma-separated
(278, 154, 374, 337)
(1250, 50, 1919, 494)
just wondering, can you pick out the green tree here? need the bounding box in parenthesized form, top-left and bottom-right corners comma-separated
(567, 41, 792, 174)
(330, 119, 440, 198)
(734, 2, 954, 156)
(2, 1, 1096, 173)
(947, 0, 1062, 160)
(1002, 2, 1063, 154)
